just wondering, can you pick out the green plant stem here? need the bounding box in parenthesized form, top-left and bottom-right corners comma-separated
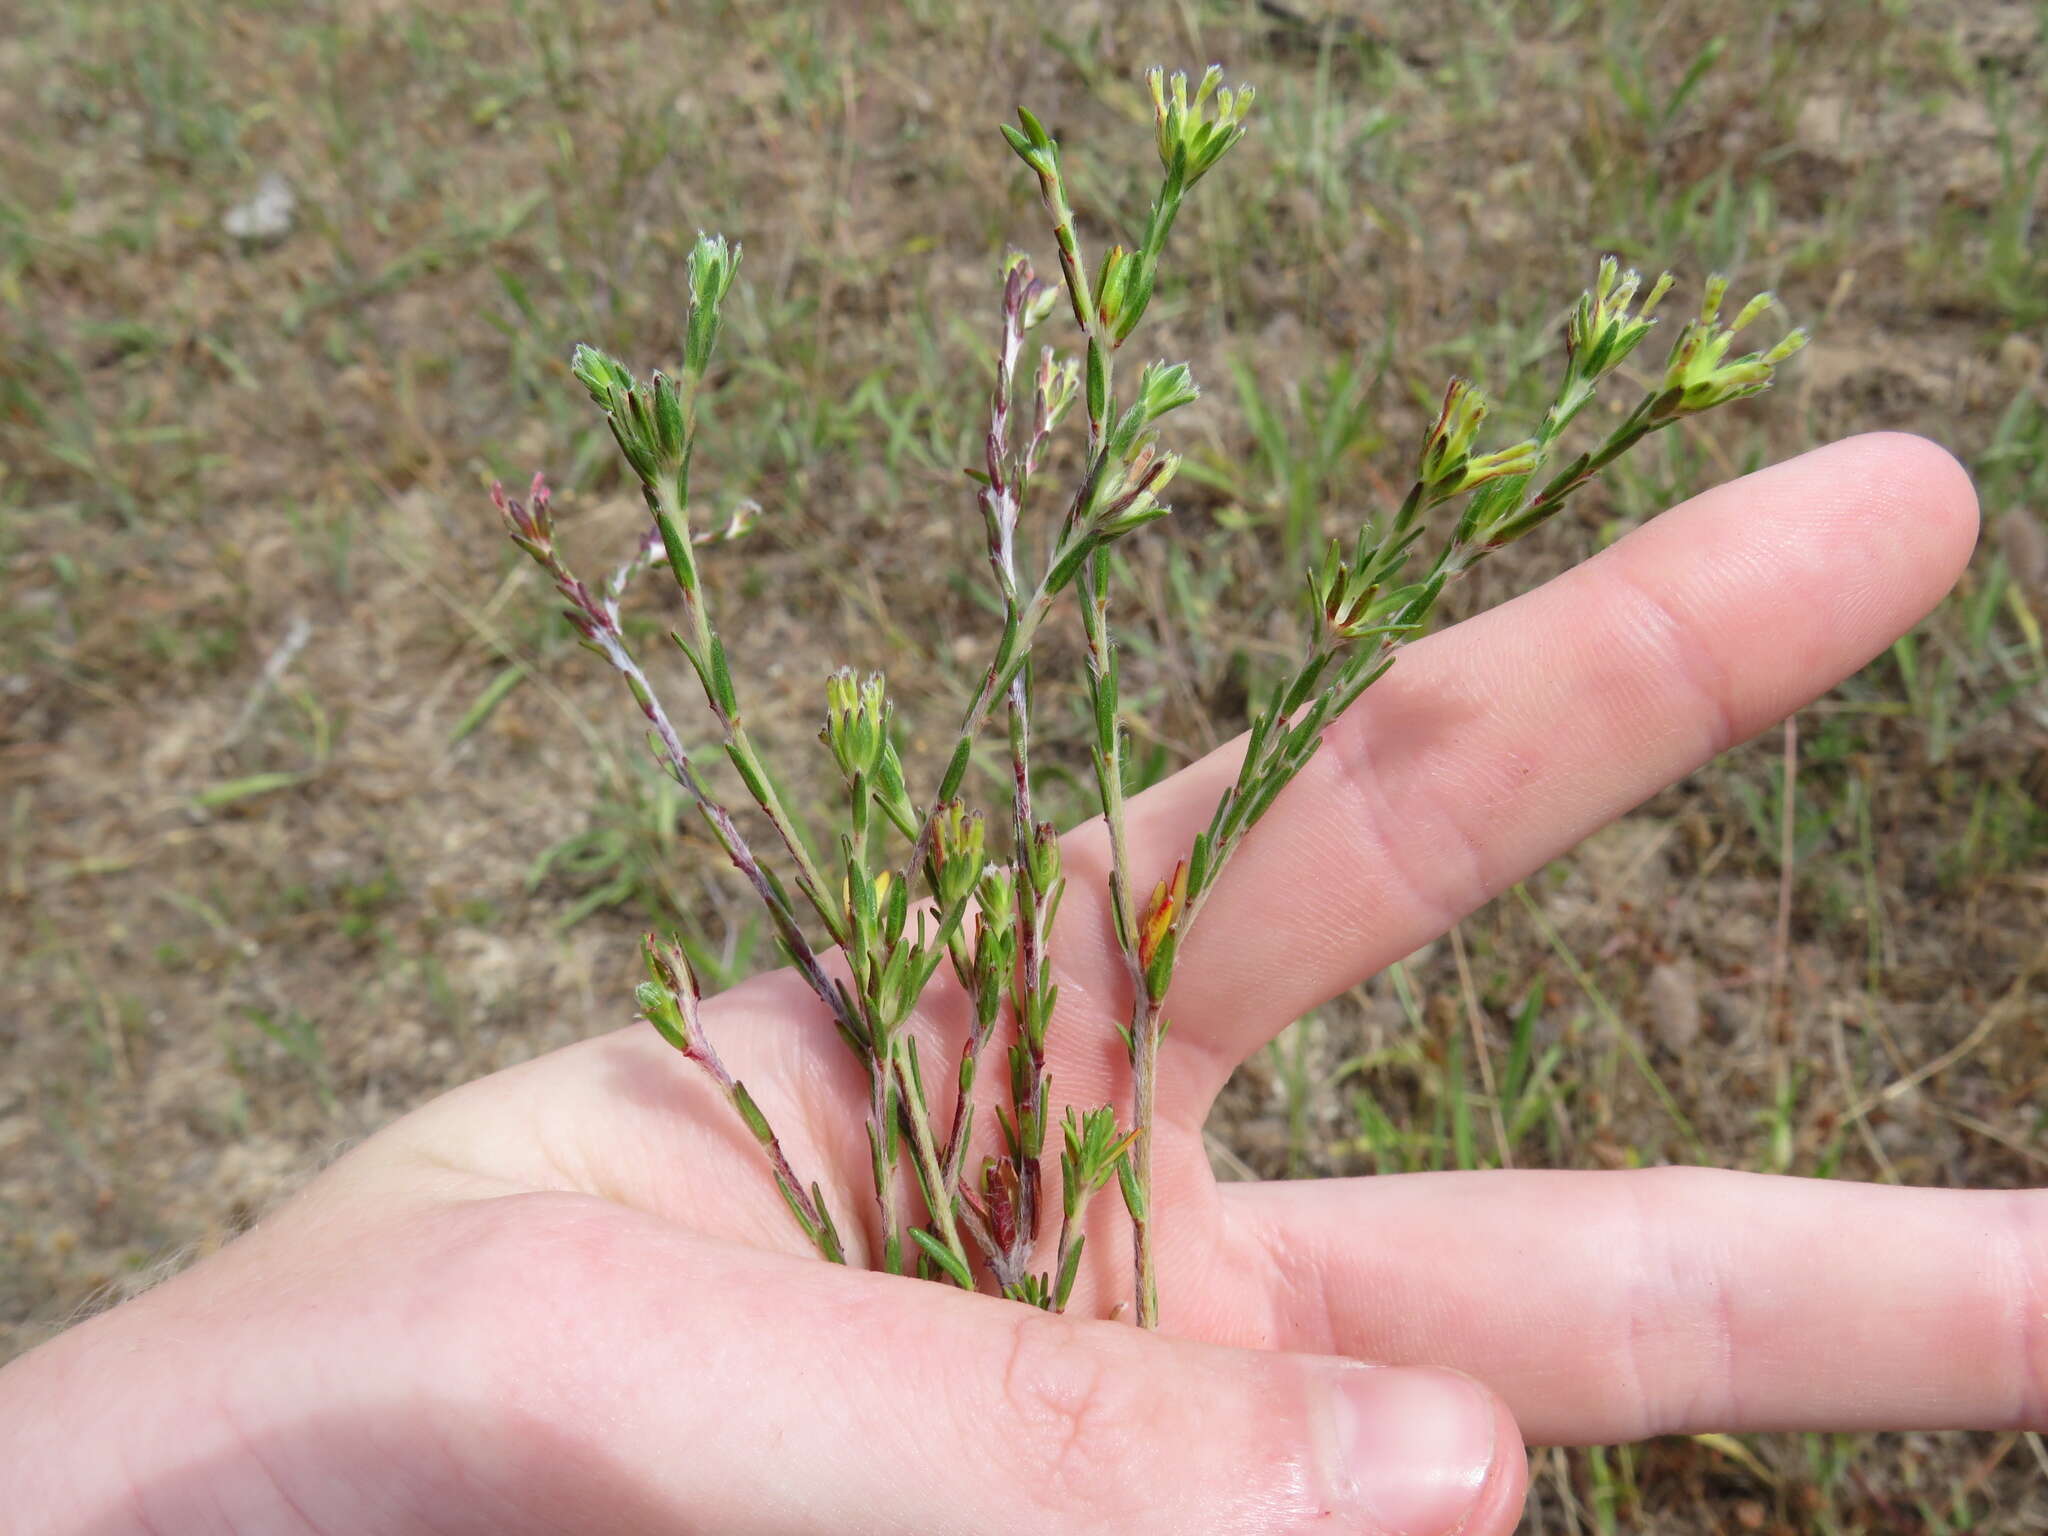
(892, 1041, 976, 1285)
(901, 542, 1088, 881)
(841, 758, 909, 1273)
(839, 742, 984, 1280)
(1079, 553, 1159, 1325)
(1120, 362, 1702, 1322)
(1149, 373, 1698, 1087)
(1074, 539, 1157, 1324)
(507, 482, 868, 1272)
(652, 477, 848, 952)
(1064, 224, 1161, 1329)
(652, 455, 947, 1280)
(992, 276, 1063, 1264)
(891, 518, 1097, 1275)
(1004, 722, 1049, 1239)
(1021, 134, 1167, 1326)
(999, 587, 1049, 1256)
(668, 982, 846, 1266)
(506, 507, 859, 1051)
(866, 1062, 906, 1275)
(1173, 413, 1652, 953)
(941, 274, 1039, 1214)
(1085, 541, 1159, 1329)
(1050, 1185, 1095, 1315)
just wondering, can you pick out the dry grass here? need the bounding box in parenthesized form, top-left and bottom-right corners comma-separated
(4, 0, 2046, 1528)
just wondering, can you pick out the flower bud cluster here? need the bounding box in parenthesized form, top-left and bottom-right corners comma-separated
(931, 801, 989, 910)
(1002, 251, 1061, 334)
(822, 668, 913, 831)
(684, 233, 741, 377)
(636, 935, 700, 1056)
(1566, 257, 1672, 379)
(490, 471, 556, 560)
(1655, 277, 1809, 418)
(570, 346, 689, 490)
(1417, 379, 1541, 505)
(1147, 65, 1254, 187)
(569, 236, 743, 499)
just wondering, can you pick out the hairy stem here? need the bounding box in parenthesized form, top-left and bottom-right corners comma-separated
(502, 494, 859, 1048)
(893, 1044, 976, 1285)
(652, 478, 848, 952)
(669, 978, 846, 1265)
(941, 273, 1039, 1214)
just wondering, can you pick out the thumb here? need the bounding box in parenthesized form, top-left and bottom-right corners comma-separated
(0, 1189, 1528, 1536)
(464, 1198, 1530, 1534)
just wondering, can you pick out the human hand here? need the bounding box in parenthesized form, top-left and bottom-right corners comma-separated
(5, 433, 2023, 1536)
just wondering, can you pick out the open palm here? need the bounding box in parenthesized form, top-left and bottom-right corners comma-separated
(7, 434, 2032, 1536)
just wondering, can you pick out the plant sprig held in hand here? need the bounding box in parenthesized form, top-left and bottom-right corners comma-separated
(494, 64, 1806, 1324)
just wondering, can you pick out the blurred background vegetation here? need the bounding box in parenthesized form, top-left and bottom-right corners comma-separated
(3, 0, 2045, 1528)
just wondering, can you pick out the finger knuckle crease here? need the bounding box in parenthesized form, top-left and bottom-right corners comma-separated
(1000, 1312, 1138, 1517)
(1321, 717, 1483, 935)
(1605, 563, 1739, 755)
(1625, 1168, 1739, 1435)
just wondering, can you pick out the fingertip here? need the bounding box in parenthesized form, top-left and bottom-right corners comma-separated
(1824, 426, 1979, 551)
(1777, 430, 1980, 614)
(1837, 428, 1980, 522)
(1597, 429, 1983, 732)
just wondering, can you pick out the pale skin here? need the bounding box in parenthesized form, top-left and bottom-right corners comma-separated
(5, 432, 2037, 1534)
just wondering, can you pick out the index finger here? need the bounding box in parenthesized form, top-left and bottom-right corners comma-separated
(1046, 432, 1978, 1098)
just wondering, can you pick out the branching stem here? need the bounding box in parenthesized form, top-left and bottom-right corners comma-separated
(511, 84, 1804, 1335)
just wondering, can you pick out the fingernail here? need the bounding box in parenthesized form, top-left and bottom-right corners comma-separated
(1318, 1365, 1495, 1534)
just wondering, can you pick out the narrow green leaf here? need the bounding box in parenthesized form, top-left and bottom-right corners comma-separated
(811, 1182, 847, 1264)
(1044, 532, 1096, 596)
(902, 1034, 928, 1110)
(884, 872, 911, 943)
(1143, 928, 1177, 1004)
(995, 1103, 1019, 1160)
(1053, 1233, 1087, 1311)
(773, 1170, 820, 1243)
(731, 1080, 775, 1146)
(910, 1227, 974, 1289)
(1117, 1149, 1146, 1222)
(654, 509, 695, 590)
(868, 1122, 889, 1201)
(1240, 762, 1295, 831)
(636, 984, 690, 1054)
(708, 635, 738, 717)
(1187, 831, 1212, 902)
(728, 743, 774, 814)
(652, 373, 685, 460)
(905, 1123, 941, 1214)
(938, 735, 973, 802)
(1090, 673, 1117, 752)
(1015, 105, 1051, 149)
